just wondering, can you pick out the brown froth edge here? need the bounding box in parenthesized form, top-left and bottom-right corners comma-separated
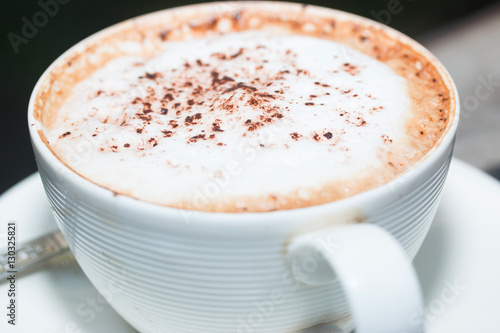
(33, 1, 455, 212)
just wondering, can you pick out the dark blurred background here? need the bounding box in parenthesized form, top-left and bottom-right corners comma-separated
(1, 0, 499, 195)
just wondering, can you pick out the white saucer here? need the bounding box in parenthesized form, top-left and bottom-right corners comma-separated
(1, 159, 499, 332)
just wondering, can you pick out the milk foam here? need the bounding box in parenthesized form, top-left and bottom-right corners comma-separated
(45, 31, 417, 211)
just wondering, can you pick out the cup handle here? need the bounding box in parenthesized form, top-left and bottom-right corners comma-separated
(288, 223, 424, 333)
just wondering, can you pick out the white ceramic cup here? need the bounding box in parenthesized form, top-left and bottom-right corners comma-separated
(28, 2, 459, 333)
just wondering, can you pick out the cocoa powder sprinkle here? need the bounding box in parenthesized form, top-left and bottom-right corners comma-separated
(162, 130, 173, 137)
(212, 123, 224, 132)
(223, 82, 257, 94)
(159, 29, 170, 41)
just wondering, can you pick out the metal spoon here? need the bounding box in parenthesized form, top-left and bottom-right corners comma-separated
(0, 231, 70, 282)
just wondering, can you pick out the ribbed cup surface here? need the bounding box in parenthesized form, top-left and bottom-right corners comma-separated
(35, 146, 451, 333)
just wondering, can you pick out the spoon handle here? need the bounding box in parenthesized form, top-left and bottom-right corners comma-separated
(0, 231, 69, 282)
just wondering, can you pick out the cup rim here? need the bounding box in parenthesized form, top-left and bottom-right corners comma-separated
(27, 1, 460, 223)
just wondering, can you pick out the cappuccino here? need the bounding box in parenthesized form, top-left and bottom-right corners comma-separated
(34, 3, 453, 212)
